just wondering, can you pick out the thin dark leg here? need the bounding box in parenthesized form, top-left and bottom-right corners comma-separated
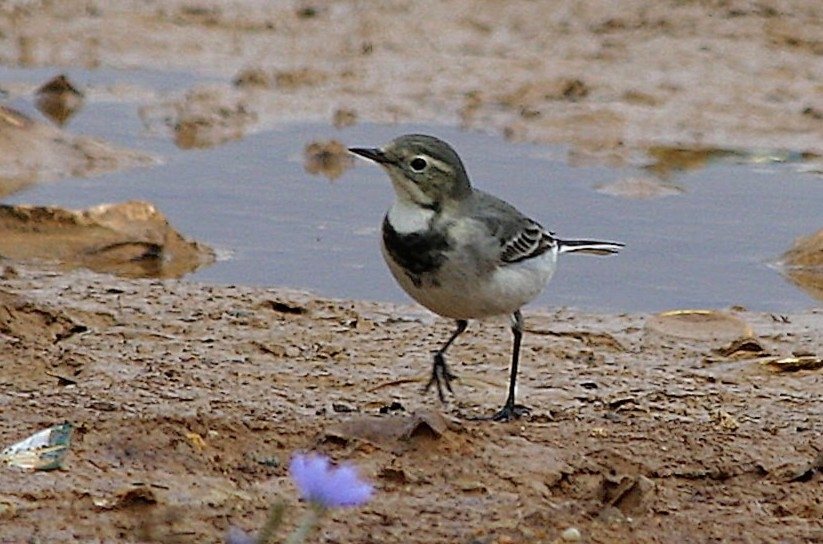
(424, 319, 467, 402)
(491, 310, 531, 422)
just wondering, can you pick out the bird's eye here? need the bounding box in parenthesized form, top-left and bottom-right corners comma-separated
(409, 157, 428, 172)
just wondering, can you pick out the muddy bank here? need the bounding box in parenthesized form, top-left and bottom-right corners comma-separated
(0, 267, 822, 542)
(3, 1, 823, 160)
(0, 200, 214, 278)
(0, 104, 155, 197)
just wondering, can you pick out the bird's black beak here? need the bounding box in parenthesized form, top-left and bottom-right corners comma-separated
(348, 147, 389, 164)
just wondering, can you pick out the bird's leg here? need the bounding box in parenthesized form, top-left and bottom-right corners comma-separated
(491, 310, 531, 422)
(424, 319, 467, 402)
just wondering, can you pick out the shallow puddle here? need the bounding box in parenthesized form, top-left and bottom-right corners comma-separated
(2, 67, 822, 313)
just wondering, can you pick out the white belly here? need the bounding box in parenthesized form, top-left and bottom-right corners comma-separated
(382, 242, 558, 320)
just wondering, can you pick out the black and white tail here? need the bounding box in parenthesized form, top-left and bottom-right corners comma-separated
(557, 239, 624, 256)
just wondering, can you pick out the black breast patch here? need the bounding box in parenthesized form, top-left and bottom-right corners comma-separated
(382, 215, 450, 286)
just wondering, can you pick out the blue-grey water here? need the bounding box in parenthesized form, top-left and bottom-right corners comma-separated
(2, 67, 822, 313)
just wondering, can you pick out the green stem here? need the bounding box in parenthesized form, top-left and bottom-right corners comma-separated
(256, 501, 286, 544)
(284, 504, 324, 544)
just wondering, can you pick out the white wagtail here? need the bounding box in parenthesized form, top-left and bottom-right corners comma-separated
(349, 134, 623, 422)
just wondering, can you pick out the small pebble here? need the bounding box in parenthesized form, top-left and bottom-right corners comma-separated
(561, 527, 581, 542)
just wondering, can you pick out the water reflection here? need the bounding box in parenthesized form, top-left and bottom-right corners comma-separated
(777, 228, 823, 304)
(35, 74, 84, 127)
(644, 145, 818, 178)
(303, 140, 354, 181)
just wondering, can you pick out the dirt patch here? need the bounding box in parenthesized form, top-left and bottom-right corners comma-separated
(0, 201, 214, 278)
(4, 1, 823, 160)
(0, 267, 822, 543)
(778, 229, 823, 304)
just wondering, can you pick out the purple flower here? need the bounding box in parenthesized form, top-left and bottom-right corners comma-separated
(289, 452, 373, 508)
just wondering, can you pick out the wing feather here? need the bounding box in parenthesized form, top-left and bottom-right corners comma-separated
(500, 220, 557, 264)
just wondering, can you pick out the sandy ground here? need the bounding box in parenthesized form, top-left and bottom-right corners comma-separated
(2, 1, 823, 543)
(1, 266, 823, 543)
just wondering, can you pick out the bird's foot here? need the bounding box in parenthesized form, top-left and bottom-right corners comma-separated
(490, 403, 530, 422)
(423, 352, 458, 402)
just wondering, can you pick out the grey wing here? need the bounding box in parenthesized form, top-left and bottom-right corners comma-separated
(469, 190, 558, 264)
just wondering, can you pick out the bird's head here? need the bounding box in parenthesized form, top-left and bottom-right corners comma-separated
(349, 134, 472, 210)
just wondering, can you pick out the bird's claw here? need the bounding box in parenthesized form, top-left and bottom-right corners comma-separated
(423, 352, 458, 402)
(490, 403, 530, 422)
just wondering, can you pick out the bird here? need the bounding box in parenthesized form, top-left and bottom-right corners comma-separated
(348, 134, 623, 422)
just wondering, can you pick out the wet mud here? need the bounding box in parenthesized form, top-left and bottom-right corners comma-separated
(1, 1, 823, 542)
(1, 267, 822, 542)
